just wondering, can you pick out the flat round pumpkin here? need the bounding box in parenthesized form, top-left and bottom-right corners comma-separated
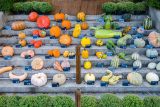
(50, 25, 61, 38)
(1, 46, 14, 57)
(37, 16, 50, 29)
(52, 73, 66, 85)
(148, 31, 160, 47)
(59, 34, 72, 46)
(61, 20, 71, 30)
(31, 58, 44, 70)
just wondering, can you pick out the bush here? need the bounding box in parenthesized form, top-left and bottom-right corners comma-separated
(122, 95, 144, 107)
(19, 96, 39, 107)
(144, 96, 160, 107)
(0, 95, 8, 107)
(7, 96, 21, 107)
(99, 94, 122, 107)
(35, 95, 52, 107)
(102, 2, 117, 14)
(123, 2, 135, 13)
(13, 2, 25, 13)
(135, 2, 147, 14)
(81, 96, 98, 107)
(0, 0, 14, 12)
(147, 0, 160, 10)
(51, 95, 75, 107)
(38, 2, 53, 13)
(23, 2, 33, 13)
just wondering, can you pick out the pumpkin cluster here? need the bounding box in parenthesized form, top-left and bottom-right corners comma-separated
(47, 49, 61, 58)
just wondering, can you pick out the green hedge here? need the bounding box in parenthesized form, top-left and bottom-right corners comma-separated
(147, 0, 160, 10)
(102, 2, 147, 14)
(81, 96, 98, 107)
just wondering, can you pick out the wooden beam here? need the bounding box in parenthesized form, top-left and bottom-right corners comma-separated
(75, 89, 81, 107)
(76, 45, 81, 84)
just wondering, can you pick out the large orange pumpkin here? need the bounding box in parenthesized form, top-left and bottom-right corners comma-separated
(28, 12, 39, 22)
(54, 11, 65, 21)
(59, 34, 72, 46)
(50, 25, 61, 38)
(37, 16, 50, 29)
(81, 22, 89, 30)
(61, 20, 71, 30)
(148, 31, 160, 47)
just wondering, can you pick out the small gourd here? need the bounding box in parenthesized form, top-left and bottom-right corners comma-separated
(81, 22, 89, 30)
(59, 34, 72, 46)
(81, 37, 91, 48)
(52, 74, 66, 85)
(53, 61, 63, 72)
(82, 49, 89, 59)
(133, 60, 142, 69)
(84, 61, 92, 70)
(50, 25, 61, 38)
(31, 73, 47, 87)
(148, 62, 156, 70)
(63, 51, 69, 58)
(131, 52, 140, 60)
(1, 46, 14, 57)
(54, 11, 65, 21)
(84, 73, 95, 82)
(146, 49, 158, 58)
(12, 21, 26, 30)
(127, 72, 143, 86)
(146, 72, 159, 83)
(143, 16, 153, 30)
(148, 31, 160, 47)
(77, 12, 86, 22)
(111, 56, 120, 68)
(18, 32, 26, 39)
(61, 60, 70, 69)
(156, 62, 160, 71)
(96, 39, 104, 46)
(61, 20, 71, 30)
(134, 38, 145, 48)
(117, 34, 132, 47)
(31, 58, 44, 70)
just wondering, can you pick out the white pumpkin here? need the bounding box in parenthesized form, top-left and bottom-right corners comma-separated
(134, 38, 145, 48)
(84, 73, 95, 82)
(146, 49, 158, 58)
(52, 73, 66, 85)
(131, 52, 140, 60)
(146, 72, 159, 83)
(31, 58, 44, 70)
(31, 73, 47, 87)
(148, 62, 156, 70)
(156, 62, 160, 71)
(133, 60, 142, 69)
(127, 72, 143, 86)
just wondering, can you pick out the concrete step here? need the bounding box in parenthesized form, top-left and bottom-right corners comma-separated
(0, 79, 159, 93)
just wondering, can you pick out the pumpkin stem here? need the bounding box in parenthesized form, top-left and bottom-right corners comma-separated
(157, 37, 160, 43)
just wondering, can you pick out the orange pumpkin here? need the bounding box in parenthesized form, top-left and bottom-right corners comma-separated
(54, 11, 65, 21)
(81, 22, 89, 30)
(52, 49, 60, 58)
(59, 34, 72, 46)
(148, 31, 160, 47)
(47, 50, 53, 56)
(50, 25, 61, 38)
(19, 39, 27, 47)
(61, 20, 71, 30)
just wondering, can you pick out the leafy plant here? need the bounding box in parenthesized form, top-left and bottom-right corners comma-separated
(38, 2, 53, 13)
(0, 95, 8, 107)
(144, 96, 160, 107)
(0, 0, 14, 12)
(102, 2, 117, 14)
(122, 95, 144, 107)
(13, 2, 25, 12)
(99, 94, 122, 107)
(135, 2, 147, 14)
(19, 96, 39, 107)
(23, 2, 33, 13)
(123, 2, 135, 13)
(147, 0, 160, 10)
(81, 96, 98, 107)
(35, 95, 52, 107)
(7, 96, 21, 107)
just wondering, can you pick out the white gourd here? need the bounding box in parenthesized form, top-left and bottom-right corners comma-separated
(156, 62, 160, 71)
(133, 60, 142, 69)
(134, 38, 145, 48)
(148, 62, 156, 70)
(52, 73, 66, 85)
(84, 73, 95, 82)
(127, 72, 143, 86)
(31, 73, 47, 87)
(146, 72, 159, 83)
(146, 49, 158, 58)
(131, 52, 140, 60)
(111, 56, 120, 68)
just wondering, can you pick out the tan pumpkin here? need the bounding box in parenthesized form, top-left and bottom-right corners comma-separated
(1, 46, 14, 57)
(50, 25, 61, 38)
(11, 21, 26, 30)
(81, 22, 89, 30)
(62, 20, 71, 30)
(59, 34, 72, 46)
(31, 58, 44, 70)
(52, 73, 66, 85)
(148, 31, 160, 47)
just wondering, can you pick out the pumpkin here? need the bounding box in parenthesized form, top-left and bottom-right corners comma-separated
(81, 37, 91, 47)
(137, 27, 145, 34)
(146, 49, 158, 58)
(52, 49, 60, 58)
(32, 30, 39, 36)
(31, 58, 44, 70)
(63, 51, 69, 57)
(82, 49, 89, 59)
(47, 50, 53, 56)
(96, 39, 104, 46)
(9, 72, 28, 82)
(156, 62, 160, 71)
(18, 32, 26, 39)
(18, 39, 27, 47)
(146, 72, 159, 83)
(54, 11, 65, 21)
(61, 60, 70, 69)
(81, 22, 88, 30)
(72, 24, 81, 38)
(12, 21, 26, 30)
(134, 38, 145, 48)
(131, 52, 140, 60)
(148, 62, 156, 70)
(111, 56, 120, 68)
(1, 46, 14, 57)
(59, 34, 72, 46)
(62, 20, 71, 30)
(133, 60, 142, 69)
(84, 61, 92, 69)
(127, 72, 143, 86)
(28, 12, 39, 22)
(148, 31, 160, 47)
(50, 25, 61, 38)
(53, 61, 63, 72)
(77, 12, 86, 22)
(37, 16, 50, 29)
(53, 74, 66, 85)
(84, 73, 95, 82)
(31, 73, 47, 87)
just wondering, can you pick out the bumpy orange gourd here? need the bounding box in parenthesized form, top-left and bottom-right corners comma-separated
(62, 20, 71, 30)
(52, 49, 61, 58)
(81, 22, 89, 30)
(59, 34, 72, 46)
(54, 11, 65, 21)
(148, 31, 160, 47)
(50, 25, 61, 38)
(12, 21, 26, 30)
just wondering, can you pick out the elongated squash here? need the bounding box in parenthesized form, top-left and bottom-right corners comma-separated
(0, 66, 13, 74)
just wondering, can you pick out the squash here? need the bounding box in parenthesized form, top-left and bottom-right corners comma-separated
(61, 60, 70, 69)
(77, 12, 86, 22)
(148, 62, 156, 70)
(148, 31, 160, 47)
(18, 32, 26, 39)
(108, 75, 122, 85)
(27, 50, 35, 57)
(0, 66, 13, 74)
(11, 21, 26, 30)
(111, 56, 120, 68)
(62, 20, 71, 30)
(50, 25, 61, 38)
(96, 39, 104, 46)
(18, 39, 27, 47)
(31, 73, 47, 87)
(63, 51, 69, 58)
(31, 58, 44, 70)
(52, 49, 60, 58)
(127, 72, 143, 86)
(82, 49, 89, 59)
(37, 16, 50, 29)
(117, 34, 132, 47)
(146, 72, 159, 83)
(156, 62, 160, 71)
(1, 46, 14, 57)
(84, 73, 95, 82)
(28, 12, 39, 22)
(146, 49, 158, 58)
(131, 52, 140, 60)
(53, 61, 63, 72)
(59, 34, 72, 46)
(101, 70, 113, 82)
(39, 30, 46, 38)
(54, 11, 65, 21)
(73, 24, 81, 38)
(9, 72, 28, 82)
(84, 61, 92, 70)
(133, 60, 142, 69)
(143, 16, 153, 30)
(53, 74, 66, 85)
(137, 27, 145, 34)
(81, 22, 88, 30)
(81, 37, 91, 48)
(134, 38, 145, 48)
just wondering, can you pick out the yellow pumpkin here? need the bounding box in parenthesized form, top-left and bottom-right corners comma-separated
(77, 12, 86, 22)
(63, 51, 69, 57)
(18, 32, 26, 39)
(81, 37, 91, 47)
(82, 49, 89, 59)
(19, 39, 27, 47)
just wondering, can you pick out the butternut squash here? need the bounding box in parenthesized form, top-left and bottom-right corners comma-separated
(0, 66, 13, 74)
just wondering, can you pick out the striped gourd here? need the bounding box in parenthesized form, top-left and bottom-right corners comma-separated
(143, 16, 153, 30)
(111, 56, 120, 68)
(133, 60, 142, 69)
(131, 52, 140, 60)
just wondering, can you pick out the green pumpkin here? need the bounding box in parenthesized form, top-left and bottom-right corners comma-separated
(143, 16, 152, 30)
(111, 56, 120, 68)
(134, 38, 145, 48)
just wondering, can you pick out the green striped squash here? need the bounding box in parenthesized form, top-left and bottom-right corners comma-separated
(143, 16, 153, 30)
